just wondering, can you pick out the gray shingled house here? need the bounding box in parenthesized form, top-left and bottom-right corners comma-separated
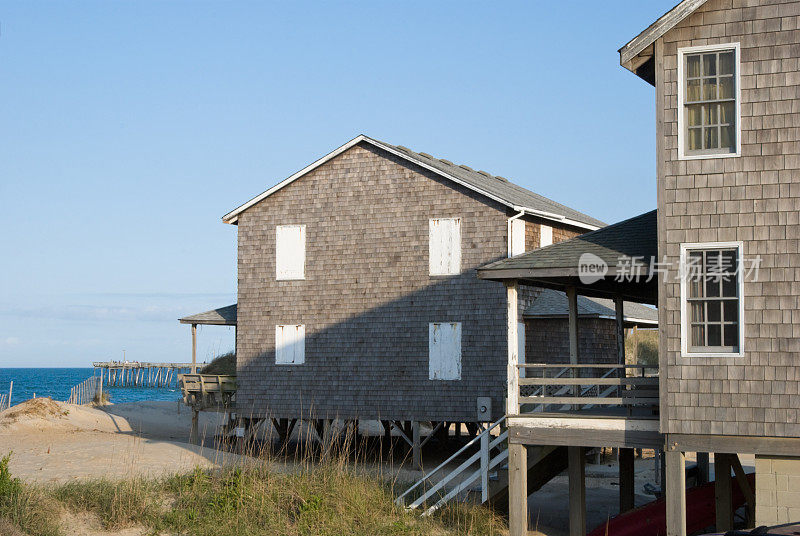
(477, 1, 800, 534)
(211, 134, 619, 451)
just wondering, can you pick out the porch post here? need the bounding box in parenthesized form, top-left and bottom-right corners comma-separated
(614, 296, 625, 365)
(666, 450, 686, 536)
(505, 280, 526, 536)
(566, 287, 579, 365)
(715, 453, 733, 531)
(191, 323, 198, 374)
(620, 447, 635, 513)
(568, 446, 586, 536)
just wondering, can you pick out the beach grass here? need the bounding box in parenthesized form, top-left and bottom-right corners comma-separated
(2, 444, 506, 536)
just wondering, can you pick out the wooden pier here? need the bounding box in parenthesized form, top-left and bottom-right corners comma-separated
(93, 361, 204, 389)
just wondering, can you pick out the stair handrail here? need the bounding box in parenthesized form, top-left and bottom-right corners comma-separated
(395, 415, 506, 507)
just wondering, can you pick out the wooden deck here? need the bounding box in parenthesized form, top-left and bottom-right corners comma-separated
(177, 374, 236, 412)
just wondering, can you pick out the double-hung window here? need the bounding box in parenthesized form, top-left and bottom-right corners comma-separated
(680, 242, 744, 357)
(678, 43, 740, 159)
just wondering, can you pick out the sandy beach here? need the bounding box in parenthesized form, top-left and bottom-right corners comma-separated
(0, 398, 236, 484)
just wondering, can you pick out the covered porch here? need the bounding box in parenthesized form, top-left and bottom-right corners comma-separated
(477, 210, 660, 536)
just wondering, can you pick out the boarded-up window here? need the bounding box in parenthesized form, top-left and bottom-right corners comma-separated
(429, 218, 461, 275)
(540, 225, 553, 248)
(429, 322, 461, 380)
(518, 322, 526, 379)
(511, 219, 526, 257)
(276, 225, 305, 280)
(275, 324, 305, 364)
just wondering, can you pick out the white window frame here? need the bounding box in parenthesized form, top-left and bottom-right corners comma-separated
(539, 224, 553, 248)
(429, 218, 461, 276)
(677, 42, 741, 160)
(275, 324, 305, 365)
(276, 224, 306, 281)
(680, 241, 745, 358)
(428, 322, 462, 380)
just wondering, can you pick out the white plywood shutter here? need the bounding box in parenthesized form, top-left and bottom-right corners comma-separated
(429, 322, 462, 380)
(429, 218, 461, 275)
(275, 324, 305, 364)
(276, 225, 306, 280)
(540, 224, 553, 248)
(517, 322, 526, 378)
(511, 219, 526, 256)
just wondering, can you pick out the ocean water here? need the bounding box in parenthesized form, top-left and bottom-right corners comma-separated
(0, 368, 182, 406)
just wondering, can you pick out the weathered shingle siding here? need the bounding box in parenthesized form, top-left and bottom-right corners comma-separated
(658, 0, 800, 437)
(524, 218, 582, 251)
(526, 318, 618, 365)
(236, 142, 587, 422)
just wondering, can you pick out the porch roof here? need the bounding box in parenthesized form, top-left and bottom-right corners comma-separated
(179, 304, 237, 326)
(477, 210, 658, 305)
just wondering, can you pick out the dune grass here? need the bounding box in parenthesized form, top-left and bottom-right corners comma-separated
(200, 352, 236, 375)
(2, 444, 506, 536)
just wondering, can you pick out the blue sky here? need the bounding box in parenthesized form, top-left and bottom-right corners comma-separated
(0, 1, 673, 367)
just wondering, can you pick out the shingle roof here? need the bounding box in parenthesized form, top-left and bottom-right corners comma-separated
(222, 135, 606, 230)
(478, 209, 656, 274)
(179, 304, 237, 326)
(373, 137, 606, 229)
(524, 288, 657, 326)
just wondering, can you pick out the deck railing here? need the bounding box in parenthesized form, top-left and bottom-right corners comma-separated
(516, 364, 659, 417)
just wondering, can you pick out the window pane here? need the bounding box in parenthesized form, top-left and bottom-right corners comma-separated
(720, 102, 735, 124)
(721, 126, 735, 150)
(691, 302, 705, 323)
(703, 53, 717, 76)
(706, 275, 721, 297)
(721, 250, 737, 272)
(722, 276, 737, 297)
(705, 126, 719, 149)
(687, 79, 702, 102)
(723, 324, 739, 348)
(719, 75, 734, 99)
(708, 324, 722, 346)
(705, 104, 718, 125)
(687, 105, 703, 127)
(703, 79, 718, 100)
(719, 51, 735, 74)
(687, 55, 701, 77)
(708, 301, 722, 322)
(692, 325, 705, 347)
(688, 128, 703, 150)
(724, 300, 738, 322)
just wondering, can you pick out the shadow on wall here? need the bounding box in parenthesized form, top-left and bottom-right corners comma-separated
(235, 266, 524, 424)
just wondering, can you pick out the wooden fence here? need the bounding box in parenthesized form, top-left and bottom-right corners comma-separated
(0, 381, 11, 411)
(67, 376, 102, 405)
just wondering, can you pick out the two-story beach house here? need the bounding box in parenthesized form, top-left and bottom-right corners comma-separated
(479, 0, 800, 534)
(205, 134, 620, 462)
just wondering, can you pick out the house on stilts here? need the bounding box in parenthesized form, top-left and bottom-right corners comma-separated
(479, 0, 800, 533)
(179, 134, 661, 469)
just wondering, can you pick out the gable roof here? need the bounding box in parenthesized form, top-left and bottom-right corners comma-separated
(524, 288, 657, 326)
(221, 135, 605, 230)
(619, 0, 709, 83)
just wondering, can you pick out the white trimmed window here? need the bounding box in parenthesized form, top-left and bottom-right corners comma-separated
(680, 242, 744, 357)
(511, 219, 526, 256)
(678, 43, 741, 159)
(429, 322, 461, 380)
(429, 218, 461, 275)
(276, 225, 305, 280)
(275, 324, 305, 364)
(539, 224, 553, 248)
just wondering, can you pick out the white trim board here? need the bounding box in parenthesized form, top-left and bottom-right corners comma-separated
(676, 42, 742, 160)
(221, 135, 600, 231)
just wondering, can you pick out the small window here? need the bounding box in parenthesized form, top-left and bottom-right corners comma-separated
(275, 324, 305, 364)
(429, 322, 461, 380)
(678, 44, 740, 159)
(540, 225, 553, 248)
(680, 243, 744, 357)
(511, 219, 526, 256)
(429, 218, 461, 275)
(276, 225, 305, 280)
